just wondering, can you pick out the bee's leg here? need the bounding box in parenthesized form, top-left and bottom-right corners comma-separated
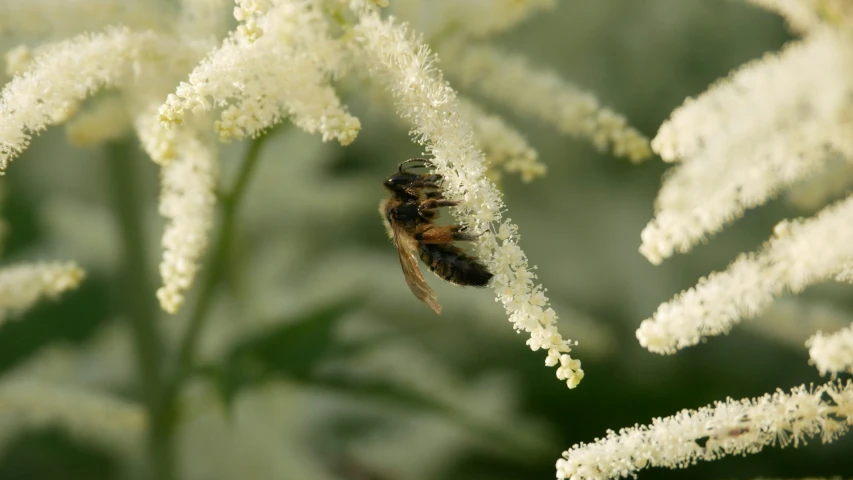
(418, 209, 439, 221)
(416, 225, 479, 244)
(447, 224, 480, 241)
(417, 198, 455, 220)
(425, 191, 443, 199)
(419, 198, 457, 211)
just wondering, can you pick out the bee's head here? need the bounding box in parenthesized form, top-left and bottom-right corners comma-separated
(383, 172, 418, 193)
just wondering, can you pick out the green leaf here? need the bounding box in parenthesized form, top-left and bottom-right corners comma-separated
(207, 295, 549, 458)
(294, 374, 552, 462)
(0, 275, 111, 378)
(214, 295, 363, 408)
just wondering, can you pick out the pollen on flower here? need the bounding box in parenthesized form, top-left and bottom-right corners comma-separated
(0, 261, 85, 323)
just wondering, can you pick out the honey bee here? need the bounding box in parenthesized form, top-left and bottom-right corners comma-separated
(380, 158, 493, 314)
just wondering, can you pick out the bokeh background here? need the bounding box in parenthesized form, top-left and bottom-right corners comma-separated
(1, 1, 852, 479)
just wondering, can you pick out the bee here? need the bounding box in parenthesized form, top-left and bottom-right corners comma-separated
(380, 158, 493, 314)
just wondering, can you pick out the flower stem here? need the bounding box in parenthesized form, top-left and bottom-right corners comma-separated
(105, 139, 173, 480)
(149, 133, 273, 466)
(174, 133, 271, 380)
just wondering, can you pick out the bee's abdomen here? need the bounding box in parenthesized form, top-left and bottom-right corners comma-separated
(419, 244, 493, 287)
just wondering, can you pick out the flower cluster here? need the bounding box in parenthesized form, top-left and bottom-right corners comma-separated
(637, 3, 853, 362)
(807, 323, 853, 376)
(0, 0, 655, 386)
(442, 41, 651, 163)
(349, 0, 583, 387)
(159, 0, 361, 144)
(558, 381, 853, 479)
(0, 261, 84, 323)
(555, 3, 853, 479)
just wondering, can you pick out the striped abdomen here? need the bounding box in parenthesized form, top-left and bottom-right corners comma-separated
(419, 243, 493, 287)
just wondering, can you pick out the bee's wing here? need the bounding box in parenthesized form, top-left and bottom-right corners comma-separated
(392, 222, 442, 314)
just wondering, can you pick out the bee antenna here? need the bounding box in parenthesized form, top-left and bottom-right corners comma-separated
(398, 158, 433, 172)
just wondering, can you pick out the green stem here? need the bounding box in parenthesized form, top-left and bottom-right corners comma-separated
(105, 140, 172, 480)
(174, 134, 270, 379)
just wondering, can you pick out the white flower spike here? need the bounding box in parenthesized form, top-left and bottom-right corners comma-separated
(349, 0, 582, 388)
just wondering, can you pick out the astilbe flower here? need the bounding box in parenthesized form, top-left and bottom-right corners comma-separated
(346, 0, 583, 388)
(550, 3, 853, 479)
(156, 133, 218, 314)
(638, 195, 853, 354)
(0, 27, 149, 169)
(0, 0, 367, 314)
(0, 0, 657, 386)
(159, 0, 361, 144)
(558, 381, 853, 480)
(441, 41, 652, 163)
(157, 0, 605, 387)
(636, 3, 853, 361)
(1, 0, 651, 328)
(0, 261, 84, 323)
(456, 97, 545, 184)
(389, 0, 652, 164)
(0, 9, 223, 314)
(807, 323, 853, 376)
(355, 76, 548, 183)
(642, 30, 853, 264)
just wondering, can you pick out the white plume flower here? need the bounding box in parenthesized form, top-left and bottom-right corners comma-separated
(349, 0, 582, 388)
(0, 261, 84, 323)
(651, 31, 849, 165)
(0, 27, 152, 172)
(807, 323, 853, 376)
(456, 97, 544, 183)
(637, 196, 853, 354)
(557, 381, 853, 480)
(441, 41, 651, 163)
(642, 31, 853, 264)
(160, 0, 360, 145)
(156, 133, 218, 315)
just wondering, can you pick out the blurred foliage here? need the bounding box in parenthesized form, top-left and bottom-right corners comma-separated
(1, 1, 852, 479)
